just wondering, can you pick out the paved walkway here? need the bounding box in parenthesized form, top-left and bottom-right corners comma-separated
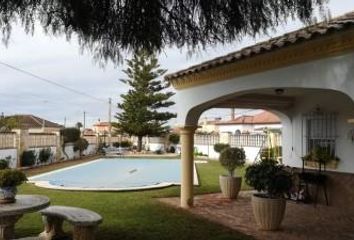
(159, 192, 354, 240)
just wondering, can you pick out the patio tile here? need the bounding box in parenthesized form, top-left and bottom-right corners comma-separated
(159, 191, 354, 240)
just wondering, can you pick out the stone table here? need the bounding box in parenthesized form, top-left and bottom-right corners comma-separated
(0, 195, 50, 240)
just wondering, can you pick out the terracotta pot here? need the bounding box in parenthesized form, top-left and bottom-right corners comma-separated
(219, 175, 242, 199)
(0, 186, 17, 204)
(251, 194, 286, 230)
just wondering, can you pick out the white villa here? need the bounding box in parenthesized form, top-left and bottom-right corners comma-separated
(166, 12, 354, 208)
(199, 110, 281, 134)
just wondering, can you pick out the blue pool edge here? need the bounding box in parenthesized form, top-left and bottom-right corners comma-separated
(28, 159, 200, 192)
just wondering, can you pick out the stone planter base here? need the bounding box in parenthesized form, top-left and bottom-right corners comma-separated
(219, 175, 242, 199)
(0, 186, 17, 204)
(0, 198, 15, 204)
(251, 194, 286, 230)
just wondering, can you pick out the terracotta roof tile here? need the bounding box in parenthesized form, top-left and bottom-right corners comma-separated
(165, 11, 354, 81)
(93, 122, 110, 127)
(214, 111, 280, 125)
(8, 114, 62, 129)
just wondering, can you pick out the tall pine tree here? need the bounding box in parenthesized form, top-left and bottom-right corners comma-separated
(115, 51, 176, 152)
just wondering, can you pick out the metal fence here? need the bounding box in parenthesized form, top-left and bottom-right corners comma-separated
(194, 134, 220, 145)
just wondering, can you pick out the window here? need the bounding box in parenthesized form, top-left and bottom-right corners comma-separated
(302, 109, 337, 157)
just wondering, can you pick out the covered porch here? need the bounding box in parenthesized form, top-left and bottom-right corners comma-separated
(165, 11, 354, 209)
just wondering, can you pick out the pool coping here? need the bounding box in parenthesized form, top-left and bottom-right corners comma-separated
(28, 158, 199, 192)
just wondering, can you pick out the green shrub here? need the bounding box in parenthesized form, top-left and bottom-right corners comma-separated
(73, 138, 89, 156)
(120, 141, 132, 148)
(245, 159, 292, 198)
(21, 150, 36, 167)
(155, 149, 163, 154)
(0, 169, 27, 187)
(60, 128, 81, 144)
(169, 146, 176, 153)
(219, 147, 245, 176)
(302, 146, 339, 163)
(38, 148, 52, 163)
(168, 133, 180, 144)
(0, 159, 9, 170)
(214, 143, 230, 153)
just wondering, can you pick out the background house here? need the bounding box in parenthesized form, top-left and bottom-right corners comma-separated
(8, 114, 63, 134)
(200, 111, 281, 134)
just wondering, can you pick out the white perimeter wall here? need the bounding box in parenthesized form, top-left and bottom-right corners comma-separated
(194, 144, 260, 163)
(83, 144, 97, 155)
(147, 143, 165, 152)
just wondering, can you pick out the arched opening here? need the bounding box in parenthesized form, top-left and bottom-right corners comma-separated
(179, 87, 354, 207)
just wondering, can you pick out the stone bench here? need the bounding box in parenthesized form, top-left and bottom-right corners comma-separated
(38, 206, 103, 240)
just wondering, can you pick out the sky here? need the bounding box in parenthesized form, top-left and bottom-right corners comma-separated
(1, 1, 354, 128)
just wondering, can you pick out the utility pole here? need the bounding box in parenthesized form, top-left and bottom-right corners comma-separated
(64, 117, 66, 127)
(231, 108, 235, 120)
(108, 98, 112, 146)
(83, 111, 86, 131)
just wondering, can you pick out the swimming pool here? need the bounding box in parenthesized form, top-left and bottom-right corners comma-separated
(28, 158, 198, 191)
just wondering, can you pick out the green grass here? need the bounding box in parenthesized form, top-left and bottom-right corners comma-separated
(16, 160, 253, 240)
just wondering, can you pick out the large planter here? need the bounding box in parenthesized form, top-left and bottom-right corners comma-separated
(0, 186, 17, 204)
(219, 175, 242, 199)
(251, 194, 286, 230)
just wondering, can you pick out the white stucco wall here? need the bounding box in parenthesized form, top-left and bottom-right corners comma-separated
(174, 52, 354, 173)
(29, 146, 56, 165)
(147, 143, 165, 152)
(64, 144, 80, 160)
(194, 144, 260, 163)
(218, 124, 253, 133)
(175, 53, 354, 125)
(194, 144, 219, 159)
(218, 123, 281, 134)
(282, 91, 354, 173)
(83, 144, 97, 155)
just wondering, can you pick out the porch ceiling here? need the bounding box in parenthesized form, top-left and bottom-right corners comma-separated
(213, 94, 295, 110)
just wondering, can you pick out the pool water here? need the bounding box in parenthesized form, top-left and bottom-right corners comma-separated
(29, 158, 198, 191)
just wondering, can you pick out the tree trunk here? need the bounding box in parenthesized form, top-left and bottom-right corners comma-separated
(61, 145, 69, 160)
(137, 136, 143, 152)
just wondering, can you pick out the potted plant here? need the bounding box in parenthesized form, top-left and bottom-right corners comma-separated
(219, 147, 246, 199)
(302, 146, 339, 169)
(214, 143, 230, 153)
(245, 159, 292, 230)
(0, 169, 27, 203)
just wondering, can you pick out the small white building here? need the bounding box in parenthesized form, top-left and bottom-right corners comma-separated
(211, 111, 281, 134)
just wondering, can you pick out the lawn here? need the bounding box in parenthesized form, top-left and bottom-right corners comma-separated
(16, 160, 253, 240)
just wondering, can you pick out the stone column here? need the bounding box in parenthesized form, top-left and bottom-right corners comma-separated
(179, 125, 197, 208)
